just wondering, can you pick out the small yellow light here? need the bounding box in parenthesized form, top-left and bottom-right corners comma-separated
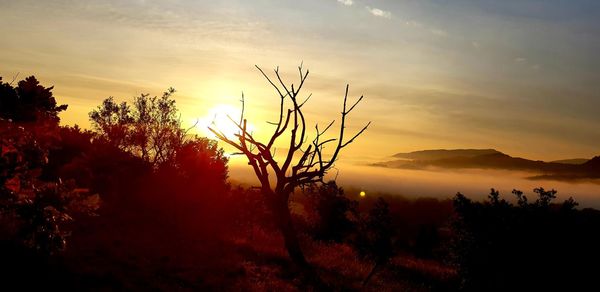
(359, 191, 366, 197)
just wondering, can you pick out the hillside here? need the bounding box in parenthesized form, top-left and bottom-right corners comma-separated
(375, 150, 600, 181)
(393, 149, 501, 161)
(551, 158, 589, 165)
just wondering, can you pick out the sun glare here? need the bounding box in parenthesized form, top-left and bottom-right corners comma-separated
(197, 103, 255, 139)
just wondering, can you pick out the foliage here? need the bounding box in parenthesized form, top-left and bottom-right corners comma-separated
(86, 89, 229, 207)
(304, 181, 358, 242)
(163, 135, 228, 183)
(451, 188, 600, 291)
(0, 119, 99, 254)
(89, 88, 188, 167)
(0, 76, 67, 125)
(354, 197, 394, 263)
(301, 184, 402, 285)
(41, 125, 95, 182)
(80, 87, 232, 244)
(230, 186, 274, 232)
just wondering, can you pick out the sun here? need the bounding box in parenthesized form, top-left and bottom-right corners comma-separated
(360, 191, 366, 197)
(197, 104, 255, 139)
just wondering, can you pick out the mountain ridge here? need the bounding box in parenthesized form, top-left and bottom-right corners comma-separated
(375, 149, 599, 181)
(393, 149, 501, 160)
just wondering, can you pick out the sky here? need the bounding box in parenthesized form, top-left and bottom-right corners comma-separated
(1, 0, 600, 162)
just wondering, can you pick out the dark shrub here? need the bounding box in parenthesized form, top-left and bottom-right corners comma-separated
(304, 181, 358, 242)
(452, 188, 600, 291)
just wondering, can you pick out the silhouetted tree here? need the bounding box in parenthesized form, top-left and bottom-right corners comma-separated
(304, 181, 357, 242)
(89, 88, 188, 167)
(0, 76, 67, 125)
(208, 65, 370, 271)
(355, 197, 394, 287)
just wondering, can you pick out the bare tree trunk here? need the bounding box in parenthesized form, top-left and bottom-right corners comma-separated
(269, 193, 309, 268)
(269, 193, 330, 289)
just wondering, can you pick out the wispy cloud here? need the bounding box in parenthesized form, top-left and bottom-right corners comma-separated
(430, 28, 448, 37)
(366, 6, 391, 19)
(402, 19, 449, 37)
(337, 0, 353, 6)
(513, 57, 542, 70)
(405, 20, 423, 28)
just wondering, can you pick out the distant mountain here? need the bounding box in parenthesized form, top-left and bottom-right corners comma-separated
(551, 158, 589, 165)
(393, 149, 501, 161)
(531, 156, 600, 181)
(583, 156, 600, 171)
(374, 149, 600, 181)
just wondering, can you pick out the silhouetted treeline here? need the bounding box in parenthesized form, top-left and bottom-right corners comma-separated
(452, 188, 600, 291)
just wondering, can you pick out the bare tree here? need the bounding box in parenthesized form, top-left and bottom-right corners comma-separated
(209, 65, 370, 269)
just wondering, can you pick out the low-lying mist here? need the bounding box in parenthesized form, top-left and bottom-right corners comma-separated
(229, 161, 600, 208)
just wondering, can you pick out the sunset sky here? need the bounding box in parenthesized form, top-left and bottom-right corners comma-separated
(2, 0, 599, 162)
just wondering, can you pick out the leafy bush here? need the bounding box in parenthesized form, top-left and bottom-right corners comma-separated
(0, 119, 99, 254)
